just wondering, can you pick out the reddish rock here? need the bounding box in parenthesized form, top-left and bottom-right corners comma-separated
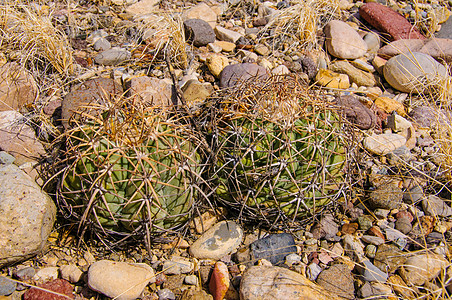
(367, 226, 385, 241)
(359, 3, 425, 40)
(341, 223, 359, 235)
(23, 279, 74, 300)
(209, 261, 238, 300)
(396, 211, 414, 223)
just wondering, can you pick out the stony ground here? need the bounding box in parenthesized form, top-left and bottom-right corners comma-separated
(1, 0, 452, 299)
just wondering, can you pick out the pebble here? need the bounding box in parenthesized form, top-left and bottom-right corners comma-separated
(422, 195, 452, 217)
(182, 3, 218, 28)
(209, 261, 232, 300)
(383, 52, 448, 93)
(0, 276, 16, 296)
(363, 133, 406, 156)
(365, 244, 377, 259)
(358, 281, 393, 298)
(206, 54, 229, 78)
(357, 216, 373, 231)
(93, 37, 111, 51)
(311, 214, 339, 240)
(284, 253, 301, 266)
(158, 288, 176, 300)
(249, 233, 297, 265)
(184, 275, 198, 286)
(387, 275, 416, 299)
(162, 257, 194, 275)
(189, 221, 243, 260)
(363, 32, 380, 53)
(219, 63, 268, 88)
(184, 19, 216, 47)
(324, 20, 367, 59)
(23, 279, 74, 300)
(214, 26, 243, 43)
(361, 235, 385, 246)
(59, 264, 83, 283)
(271, 65, 290, 75)
(316, 264, 354, 299)
(368, 185, 403, 210)
(240, 265, 341, 299)
(373, 96, 406, 116)
(214, 41, 236, 52)
(94, 48, 131, 65)
(307, 263, 323, 281)
(33, 267, 59, 283)
(88, 260, 155, 300)
(335, 95, 377, 130)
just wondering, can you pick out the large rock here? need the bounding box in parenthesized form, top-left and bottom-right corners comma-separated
(422, 195, 452, 217)
(400, 253, 448, 286)
(324, 20, 367, 59)
(330, 60, 376, 87)
(335, 95, 377, 130)
(383, 52, 448, 93)
(182, 3, 218, 28)
(129, 76, 175, 108)
(0, 62, 38, 112)
(378, 38, 452, 63)
(0, 164, 56, 267)
(239, 265, 342, 299)
(359, 2, 425, 40)
(184, 19, 216, 47)
(219, 63, 268, 88)
(363, 133, 406, 155)
(88, 260, 155, 300)
(62, 78, 123, 129)
(0, 110, 46, 166)
(316, 264, 355, 299)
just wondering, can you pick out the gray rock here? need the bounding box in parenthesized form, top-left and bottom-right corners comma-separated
(395, 218, 412, 234)
(403, 185, 423, 204)
(422, 195, 452, 217)
(240, 266, 340, 299)
(0, 276, 16, 296)
(383, 52, 448, 93)
(358, 259, 388, 282)
(94, 37, 111, 51)
(184, 19, 216, 47)
(14, 267, 35, 281)
(162, 257, 194, 275)
(33, 267, 59, 282)
(316, 264, 354, 299)
(363, 32, 380, 53)
(284, 253, 301, 266)
(358, 282, 393, 298)
(361, 235, 385, 246)
(219, 63, 268, 88)
(358, 215, 373, 231)
(307, 263, 323, 281)
(363, 133, 406, 156)
(158, 288, 176, 300)
(189, 221, 243, 260)
(0, 151, 15, 164)
(94, 48, 131, 65)
(324, 20, 367, 59)
(436, 16, 452, 39)
(88, 260, 155, 300)
(311, 213, 339, 240)
(368, 185, 403, 210)
(249, 233, 297, 266)
(0, 164, 56, 267)
(184, 275, 198, 285)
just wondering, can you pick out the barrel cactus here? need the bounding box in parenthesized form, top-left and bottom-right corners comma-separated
(207, 75, 349, 225)
(57, 98, 205, 244)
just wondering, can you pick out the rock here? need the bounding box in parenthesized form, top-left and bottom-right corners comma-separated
(0, 62, 38, 112)
(189, 221, 243, 260)
(93, 37, 111, 51)
(373, 96, 405, 116)
(0, 164, 56, 267)
(214, 41, 235, 52)
(157, 288, 176, 300)
(0, 151, 15, 164)
(206, 54, 229, 78)
(94, 48, 131, 65)
(237, 49, 258, 62)
(284, 253, 301, 266)
(239, 266, 341, 299)
(316, 264, 354, 299)
(358, 259, 388, 282)
(383, 52, 448, 93)
(129, 76, 174, 108)
(307, 263, 323, 281)
(367, 226, 385, 240)
(59, 264, 83, 283)
(184, 275, 198, 286)
(358, 281, 393, 298)
(62, 77, 122, 129)
(254, 44, 270, 56)
(335, 95, 377, 130)
(395, 218, 412, 234)
(324, 20, 367, 59)
(125, 0, 160, 16)
(33, 267, 59, 283)
(184, 19, 216, 47)
(343, 234, 365, 261)
(182, 3, 218, 28)
(209, 261, 237, 300)
(271, 65, 290, 75)
(297, 56, 318, 79)
(365, 244, 377, 259)
(373, 244, 406, 273)
(408, 105, 451, 130)
(384, 227, 407, 245)
(182, 79, 213, 108)
(311, 214, 339, 240)
(23, 279, 74, 300)
(219, 63, 268, 88)
(214, 26, 243, 43)
(0, 276, 16, 296)
(351, 59, 375, 73)
(208, 42, 222, 53)
(315, 69, 350, 89)
(341, 223, 359, 235)
(387, 114, 412, 132)
(400, 253, 448, 286)
(387, 275, 416, 298)
(363, 32, 380, 53)
(249, 233, 297, 266)
(88, 260, 155, 300)
(358, 216, 373, 231)
(368, 185, 403, 210)
(0, 110, 46, 166)
(363, 133, 406, 155)
(359, 2, 425, 40)
(422, 195, 452, 217)
(330, 60, 376, 87)
(436, 15, 452, 39)
(361, 235, 385, 246)
(378, 39, 425, 58)
(181, 288, 213, 300)
(14, 267, 35, 281)
(162, 257, 193, 275)
(420, 39, 452, 63)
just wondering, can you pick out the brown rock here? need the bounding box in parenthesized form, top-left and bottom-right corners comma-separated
(0, 62, 38, 112)
(341, 223, 359, 235)
(420, 38, 452, 63)
(367, 226, 385, 241)
(219, 63, 268, 88)
(316, 264, 355, 299)
(330, 60, 376, 87)
(335, 95, 377, 130)
(23, 279, 74, 300)
(378, 39, 425, 58)
(129, 76, 175, 108)
(387, 275, 416, 299)
(373, 96, 406, 116)
(373, 244, 407, 273)
(359, 3, 425, 40)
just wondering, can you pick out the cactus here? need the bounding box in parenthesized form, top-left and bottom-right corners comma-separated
(207, 75, 348, 224)
(57, 98, 205, 243)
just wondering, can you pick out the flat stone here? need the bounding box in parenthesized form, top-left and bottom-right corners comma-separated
(422, 195, 452, 217)
(0, 164, 56, 267)
(324, 20, 367, 59)
(316, 264, 354, 299)
(240, 266, 342, 299)
(383, 52, 448, 93)
(359, 2, 425, 40)
(184, 19, 216, 47)
(369, 185, 403, 210)
(214, 41, 235, 52)
(33, 267, 59, 283)
(88, 260, 155, 300)
(219, 63, 268, 88)
(189, 221, 243, 260)
(214, 26, 243, 43)
(379, 38, 452, 63)
(330, 60, 376, 87)
(378, 39, 425, 58)
(162, 257, 194, 275)
(363, 133, 406, 155)
(125, 0, 160, 16)
(129, 76, 174, 108)
(373, 96, 406, 116)
(23, 279, 74, 300)
(0, 110, 46, 166)
(0, 62, 38, 112)
(94, 48, 131, 66)
(315, 69, 350, 89)
(373, 244, 407, 273)
(181, 79, 213, 108)
(400, 253, 448, 286)
(0, 276, 16, 296)
(358, 259, 388, 282)
(249, 233, 297, 266)
(206, 54, 229, 78)
(182, 3, 218, 28)
(335, 95, 377, 130)
(311, 214, 339, 240)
